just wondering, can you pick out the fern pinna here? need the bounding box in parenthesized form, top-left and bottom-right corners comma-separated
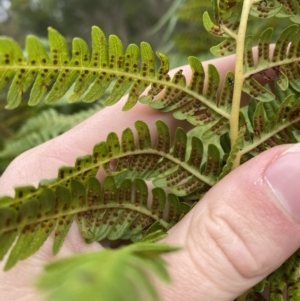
(1, 0, 300, 300)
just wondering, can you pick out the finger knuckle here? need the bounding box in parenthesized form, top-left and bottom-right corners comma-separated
(187, 204, 268, 281)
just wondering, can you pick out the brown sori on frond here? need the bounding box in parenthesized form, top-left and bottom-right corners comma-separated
(29, 120, 220, 200)
(0, 26, 161, 110)
(243, 25, 300, 102)
(275, 0, 300, 23)
(0, 119, 225, 270)
(0, 175, 190, 271)
(0, 26, 229, 126)
(239, 80, 300, 162)
(204, 2, 300, 103)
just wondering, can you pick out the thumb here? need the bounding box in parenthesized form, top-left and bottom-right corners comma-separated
(159, 143, 300, 301)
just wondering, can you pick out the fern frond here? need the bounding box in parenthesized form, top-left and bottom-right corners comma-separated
(161, 58, 232, 134)
(0, 175, 188, 270)
(0, 120, 225, 269)
(242, 24, 300, 101)
(37, 243, 179, 301)
(42, 120, 220, 198)
(200, 1, 300, 175)
(250, 1, 283, 19)
(204, 1, 300, 101)
(275, 0, 300, 23)
(239, 80, 300, 160)
(0, 119, 222, 269)
(2, 119, 220, 207)
(0, 26, 228, 125)
(253, 249, 300, 301)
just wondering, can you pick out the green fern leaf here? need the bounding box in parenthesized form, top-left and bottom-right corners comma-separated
(0, 37, 26, 109)
(210, 38, 236, 57)
(203, 11, 225, 38)
(0, 25, 231, 131)
(276, 0, 300, 23)
(122, 42, 155, 110)
(204, 5, 300, 107)
(227, 24, 300, 105)
(250, 2, 282, 19)
(145, 52, 170, 101)
(256, 28, 273, 69)
(69, 26, 106, 103)
(272, 25, 298, 62)
(240, 88, 300, 161)
(243, 77, 275, 102)
(244, 35, 255, 72)
(42, 28, 77, 104)
(53, 119, 218, 197)
(37, 243, 179, 301)
(255, 249, 300, 301)
(170, 59, 230, 129)
(0, 175, 188, 270)
(76, 177, 176, 243)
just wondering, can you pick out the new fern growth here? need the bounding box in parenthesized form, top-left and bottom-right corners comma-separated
(1, 0, 300, 300)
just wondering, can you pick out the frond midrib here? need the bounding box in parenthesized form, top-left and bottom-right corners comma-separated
(1, 147, 215, 207)
(240, 115, 300, 156)
(0, 63, 230, 119)
(244, 56, 300, 79)
(0, 200, 171, 234)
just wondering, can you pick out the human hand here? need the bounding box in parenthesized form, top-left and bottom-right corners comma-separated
(1, 54, 300, 301)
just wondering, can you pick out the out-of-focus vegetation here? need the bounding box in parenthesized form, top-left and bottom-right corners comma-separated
(0, 0, 171, 46)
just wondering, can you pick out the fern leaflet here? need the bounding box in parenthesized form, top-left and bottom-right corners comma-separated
(0, 175, 188, 270)
(37, 243, 179, 301)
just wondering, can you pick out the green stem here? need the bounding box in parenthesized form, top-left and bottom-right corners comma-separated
(229, 0, 253, 168)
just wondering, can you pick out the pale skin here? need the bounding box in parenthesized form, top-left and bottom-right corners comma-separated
(1, 54, 300, 301)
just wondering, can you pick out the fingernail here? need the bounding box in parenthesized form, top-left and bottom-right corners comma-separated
(265, 144, 300, 220)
